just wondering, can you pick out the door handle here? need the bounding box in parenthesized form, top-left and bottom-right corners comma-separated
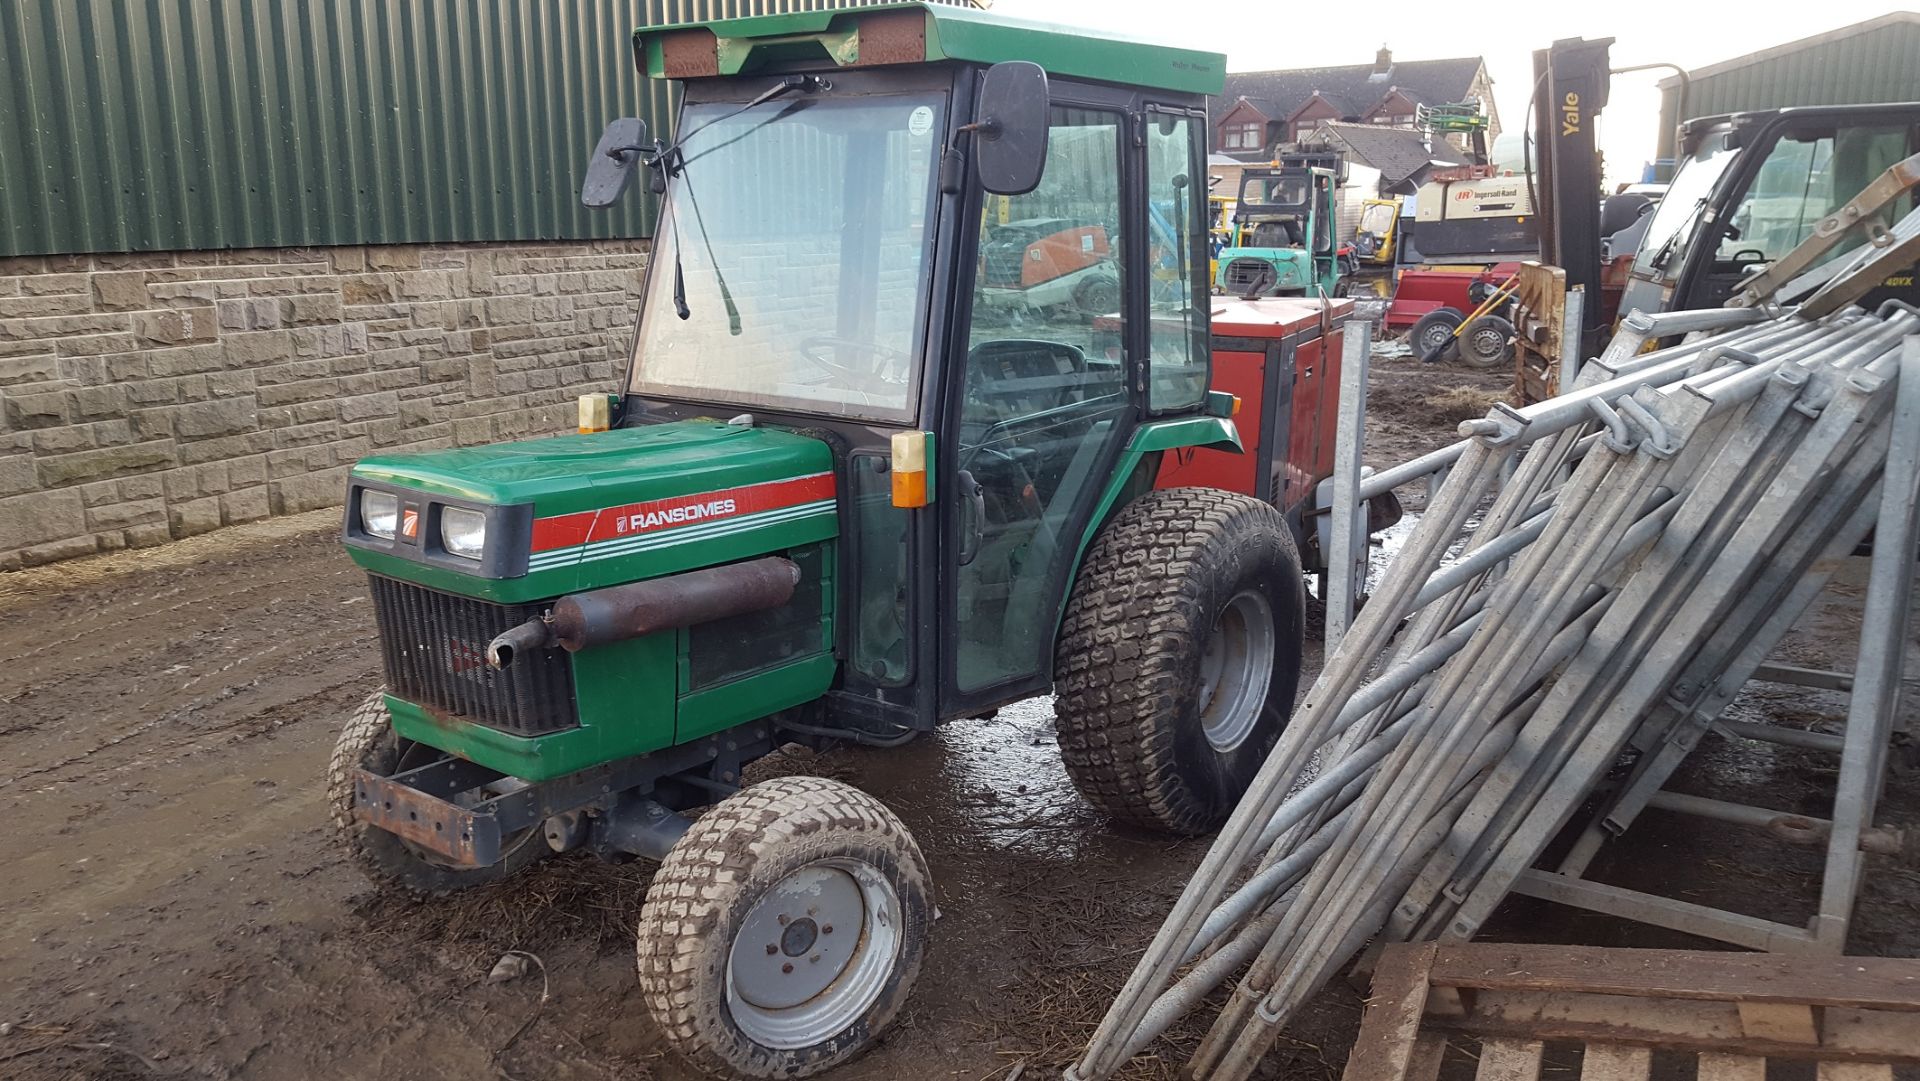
(956, 469, 986, 567)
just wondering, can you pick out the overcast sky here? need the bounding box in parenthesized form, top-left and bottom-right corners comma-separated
(988, 0, 1904, 185)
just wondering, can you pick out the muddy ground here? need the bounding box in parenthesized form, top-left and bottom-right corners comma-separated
(2, 351, 1914, 1081)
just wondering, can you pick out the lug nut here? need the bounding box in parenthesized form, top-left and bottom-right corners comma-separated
(777, 914, 789, 926)
(822, 925, 833, 934)
(781, 963, 793, 974)
(765, 943, 778, 955)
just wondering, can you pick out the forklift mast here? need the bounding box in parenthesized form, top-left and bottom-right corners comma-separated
(1530, 36, 1614, 357)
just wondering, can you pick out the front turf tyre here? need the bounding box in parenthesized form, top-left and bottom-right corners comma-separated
(1054, 488, 1306, 836)
(326, 690, 546, 895)
(637, 776, 932, 1080)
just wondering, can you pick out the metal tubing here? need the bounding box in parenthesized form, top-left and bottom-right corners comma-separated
(1750, 664, 1855, 692)
(1073, 442, 1510, 1079)
(1642, 791, 1905, 855)
(1444, 361, 1900, 943)
(1716, 718, 1845, 753)
(1352, 321, 1799, 503)
(1813, 335, 1920, 947)
(1559, 286, 1586, 390)
(1073, 308, 1913, 1079)
(1327, 319, 1372, 647)
(1189, 799, 1359, 964)
(1611, 304, 1770, 340)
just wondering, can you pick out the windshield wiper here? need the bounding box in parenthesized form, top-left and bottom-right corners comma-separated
(650, 75, 828, 331)
(1646, 202, 1703, 271)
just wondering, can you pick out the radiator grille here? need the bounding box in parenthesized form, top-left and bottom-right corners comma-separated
(367, 575, 578, 736)
(1223, 257, 1277, 292)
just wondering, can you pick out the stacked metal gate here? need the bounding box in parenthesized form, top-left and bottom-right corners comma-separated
(1067, 299, 1920, 1080)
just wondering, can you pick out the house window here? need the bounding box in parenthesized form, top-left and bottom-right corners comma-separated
(1222, 121, 1262, 150)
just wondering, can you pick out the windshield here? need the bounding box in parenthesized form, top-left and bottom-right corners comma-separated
(1631, 129, 1736, 278)
(630, 92, 945, 421)
(1240, 173, 1309, 210)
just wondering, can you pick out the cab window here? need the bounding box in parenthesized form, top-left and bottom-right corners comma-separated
(1145, 110, 1209, 411)
(1716, 125, 1914, 268)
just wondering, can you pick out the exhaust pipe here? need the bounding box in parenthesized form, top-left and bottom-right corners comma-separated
(486, 617, 555, 670)
(487, 555, 802, 669)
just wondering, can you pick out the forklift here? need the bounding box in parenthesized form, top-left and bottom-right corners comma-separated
(329, 4, 1388, 1077)
(1531, 40, 1920, 356)
(1213, 162, 1345, 297)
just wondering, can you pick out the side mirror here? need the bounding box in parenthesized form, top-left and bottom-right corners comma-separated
(974, 61, 1049, 196)
(581, 117, 649, 209)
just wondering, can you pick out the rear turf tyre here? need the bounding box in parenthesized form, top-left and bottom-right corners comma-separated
(637, 776, 932, 1080)
(1053, 488, 1306, 835)
(326, 690, 546, 895)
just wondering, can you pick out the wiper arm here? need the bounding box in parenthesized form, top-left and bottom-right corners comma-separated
(677, 170, 740, 335)
(652, 74, 827, 177)
(650, 75, 827, 328)
(1648, 199, 1706, 271)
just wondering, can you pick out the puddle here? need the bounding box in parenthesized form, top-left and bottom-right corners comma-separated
(844, 697, 1120, 863)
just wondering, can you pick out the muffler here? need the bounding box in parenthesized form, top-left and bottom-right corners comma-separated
(487, 555, 801, 669)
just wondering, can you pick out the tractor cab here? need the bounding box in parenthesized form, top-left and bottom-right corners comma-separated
(329, 6, 1373, 1077)
(1214, 165, 1342, 297)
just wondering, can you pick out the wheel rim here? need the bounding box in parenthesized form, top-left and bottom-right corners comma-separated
(1420, 324, 1453, 354)
(1196, 589, 1277, 753)
(1468, 325, 1505, 359)
(726, 857, 903, 1050)
(1079, 280, 1119, 313)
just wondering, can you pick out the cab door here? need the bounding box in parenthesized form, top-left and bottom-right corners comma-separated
(937, 88, 1210, 716)
(941, 101, 1133, 710)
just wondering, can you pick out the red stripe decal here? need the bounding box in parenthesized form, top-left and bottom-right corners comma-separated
(531, 473, 835, 553)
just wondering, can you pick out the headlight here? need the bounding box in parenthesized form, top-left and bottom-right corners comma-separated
(441, 507, 487, 560)
(360, 491, 398, 539)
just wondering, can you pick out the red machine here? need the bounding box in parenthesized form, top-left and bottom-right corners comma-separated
(1157, 296, 1365, 571)
(1384, 261, 1524, 331)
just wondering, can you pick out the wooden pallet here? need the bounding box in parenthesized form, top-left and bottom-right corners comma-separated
(1342, 943, 1920, 1081)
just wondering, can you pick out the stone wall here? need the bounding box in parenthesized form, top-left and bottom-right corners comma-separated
(0, 240, 648, 569)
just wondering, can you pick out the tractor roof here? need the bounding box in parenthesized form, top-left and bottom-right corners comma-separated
(634, 2, 1226, 97)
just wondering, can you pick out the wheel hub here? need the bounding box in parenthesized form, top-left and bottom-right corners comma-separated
(1196, 589, 1277, 753)
(780, 917, 820, 957)
(725, 858, 903, 1049)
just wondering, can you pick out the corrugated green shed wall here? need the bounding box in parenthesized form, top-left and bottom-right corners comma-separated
(0, 0, 968, 257)
(1656, 18, 1920, 159)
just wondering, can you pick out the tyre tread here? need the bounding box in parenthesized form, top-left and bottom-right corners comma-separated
(636, 776, 929, 1079)
(1052, 487, 1302, 835)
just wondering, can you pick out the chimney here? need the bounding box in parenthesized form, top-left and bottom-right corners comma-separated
(1373, 45, 1392, 76)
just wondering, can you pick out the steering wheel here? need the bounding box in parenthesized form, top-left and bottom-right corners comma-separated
(797, 336, 910, 386)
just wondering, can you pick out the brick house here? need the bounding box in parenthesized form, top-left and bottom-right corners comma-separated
(1211, 48, 1497, 162)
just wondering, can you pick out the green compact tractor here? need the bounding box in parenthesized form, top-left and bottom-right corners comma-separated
(332, 5, 1362, 1076)
(1214, 164, 1344, 298)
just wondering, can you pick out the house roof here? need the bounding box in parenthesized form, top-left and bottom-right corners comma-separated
(1308, 121, 1467, 186)
(1214, 56, 1484, 126)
